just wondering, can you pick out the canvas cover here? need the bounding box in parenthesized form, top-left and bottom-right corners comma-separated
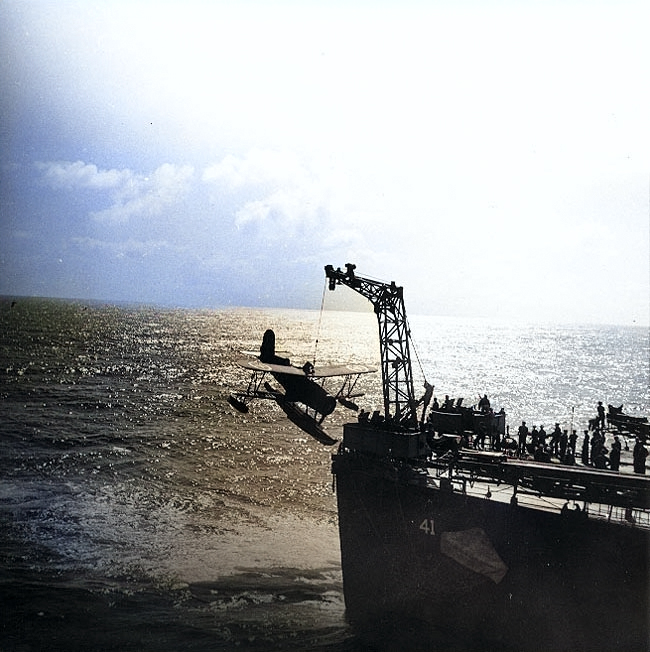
(440, 527, 508, 584)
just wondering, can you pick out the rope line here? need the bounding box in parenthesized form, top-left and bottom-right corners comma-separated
(407, 316, 427, 384)
(313, 279, 327, 365)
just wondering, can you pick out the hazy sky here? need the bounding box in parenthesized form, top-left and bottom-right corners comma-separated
(1, 0, 649, 325)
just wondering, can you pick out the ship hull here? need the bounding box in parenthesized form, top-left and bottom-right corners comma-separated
(333, 453, 649, 652)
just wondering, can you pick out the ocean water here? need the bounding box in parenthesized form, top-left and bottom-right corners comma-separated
(1, 297, 648, 651)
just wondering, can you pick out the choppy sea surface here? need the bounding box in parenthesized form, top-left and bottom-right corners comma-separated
(1, 297, 648, 651)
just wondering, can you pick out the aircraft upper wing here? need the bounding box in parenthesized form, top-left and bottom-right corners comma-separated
(236, 359, 307, 375)
(236, 359, 376, 378)
(312, 364, 376, 377)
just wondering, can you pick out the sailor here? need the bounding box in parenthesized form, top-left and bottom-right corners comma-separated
(568, 430, 578, 457)
(491, 427, 502, 452)
(581, 431, 590, 465)
(597, 401, 606, 431)
(478, 394, 491, 413)
(370, 410, 384, 426)
(538, 425, 547, 448)
(609, 435, 622, 471)
(550, 424, 562, 457)
(421, 382, 434, 405)
(592, 445, 609, 469)
(559, 430, 568, 462)
(475, 422, 488, 451)
(517, 421, 529, 457)
(418, 381, 435, 425)
(590, 431, 604, 465)
(502, 432, 518, 455)
(530, 425, 539, 450)
(633, 438, 648, 474)
(588, 433, 596, 463)
(533, 445, 547, 462)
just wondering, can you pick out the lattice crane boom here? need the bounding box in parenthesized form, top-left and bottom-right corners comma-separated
(325, 264, 418, 427)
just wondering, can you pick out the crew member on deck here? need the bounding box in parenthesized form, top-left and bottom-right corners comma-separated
(581, 431, 590, 465)
(590, 431, 605, 466)
(550, 424, 562, 457)
(418, 381, 434, 425)
(593, 444, 609, 469)
(531, 425, 540, 450)
(478, 394, 491, 413)
(597, 401, 606, 431)
(610, 435, 622, 471)
(517, 421, 529, 457)
(633, 438, 648, 474)
(559, 430, 569, 462)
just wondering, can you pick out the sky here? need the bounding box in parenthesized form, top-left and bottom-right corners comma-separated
(1, 0, 649, 325)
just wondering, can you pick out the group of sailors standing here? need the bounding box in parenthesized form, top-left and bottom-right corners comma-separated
(512, 402, 648, 474)
(362, 390, 649, 474)
(428, 393, 649, 474)
(512, 422, 619, 468)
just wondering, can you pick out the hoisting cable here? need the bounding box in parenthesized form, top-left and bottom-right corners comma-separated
(406, 315, 428, 384)
(313, 279, 328, 366)
(406, 316, 434, 425)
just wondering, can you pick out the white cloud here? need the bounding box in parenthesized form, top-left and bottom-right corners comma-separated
(204, 150, 327, 229)
(203, 149, 310, 188)
(37, 160, 131, 189)
(235, 186, 323, 228)
(72, 236, 183, 259)
(91, 163, 194, 223)
(37, 160, 195, 223)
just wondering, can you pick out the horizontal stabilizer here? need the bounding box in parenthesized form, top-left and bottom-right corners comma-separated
(337, 396, 359, 410)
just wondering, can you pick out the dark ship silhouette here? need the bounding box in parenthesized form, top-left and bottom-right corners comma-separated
(326, 264, 648, 652)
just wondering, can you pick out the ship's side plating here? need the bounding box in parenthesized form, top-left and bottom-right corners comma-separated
(333, 428, 649, 652)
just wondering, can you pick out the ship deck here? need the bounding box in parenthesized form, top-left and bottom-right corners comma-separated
(423, 450, 650, 530)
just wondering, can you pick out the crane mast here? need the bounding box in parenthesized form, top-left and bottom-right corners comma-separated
(325, 263, 418, 428)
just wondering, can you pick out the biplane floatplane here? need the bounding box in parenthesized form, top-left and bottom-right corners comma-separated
(228, 329, 375, 445)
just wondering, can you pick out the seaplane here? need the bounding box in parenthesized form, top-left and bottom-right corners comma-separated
(228, 329, 375, 445)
